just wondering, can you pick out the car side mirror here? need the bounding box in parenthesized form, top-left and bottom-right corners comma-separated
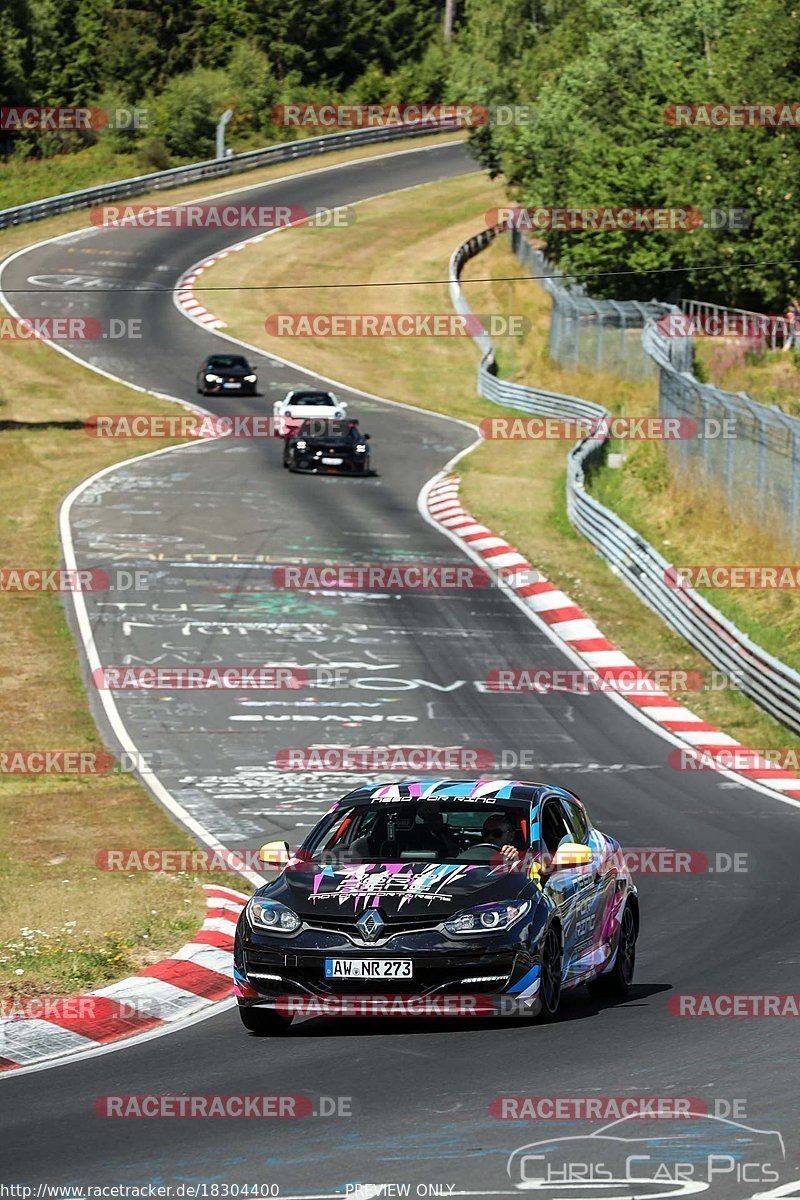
(258, 840, 290, 872)
(551, 842, 592, 870)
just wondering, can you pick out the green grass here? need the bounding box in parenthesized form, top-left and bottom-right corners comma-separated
(0, 144, 147, 210)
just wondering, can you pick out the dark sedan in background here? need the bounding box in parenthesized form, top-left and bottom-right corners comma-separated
(196, 353, 258, 395)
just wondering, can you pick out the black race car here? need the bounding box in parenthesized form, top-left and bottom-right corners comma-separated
(282, 417, 371, 474)
(196, 353, 257, 395)
(233, 778, 638, 1034)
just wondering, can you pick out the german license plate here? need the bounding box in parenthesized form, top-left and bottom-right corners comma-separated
(324, 959, 413, 979)
(321, 457, 342, 465)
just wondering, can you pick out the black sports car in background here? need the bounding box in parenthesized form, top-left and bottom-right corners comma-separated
(282, 417, 372, 474)
(196, 353, 258, 395)
(233, 778, 638, 1034)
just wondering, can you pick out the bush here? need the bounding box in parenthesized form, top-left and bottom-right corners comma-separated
(226, 43, 280, 138)
(152, 67, 229, 160)
(137, 136, 170, 171)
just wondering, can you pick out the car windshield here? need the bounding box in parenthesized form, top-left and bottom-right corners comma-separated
(290, 393, 335, 406)
(299, 801, 531, 866)
(299, 419, 357, 441)
(208, 356, 248, 369)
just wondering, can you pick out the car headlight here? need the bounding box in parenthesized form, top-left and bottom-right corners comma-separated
(244, 374, 257, 382)
(334, 409, 344, 418)
(205, 373, 222, 383)
(246, 897, 301, 934)
(443, 900, 531, 936)
(295, 440, 307, 450)
(355, 443, 367, 452)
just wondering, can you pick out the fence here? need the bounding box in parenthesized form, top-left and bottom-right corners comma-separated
(0, 120, 461, 230)
(507, 229, 676, 378)
(450, 226, 800, 736)
(506, 225, 800, 549)
(644, 323, 800, 549)
(679, 297, 796, 351)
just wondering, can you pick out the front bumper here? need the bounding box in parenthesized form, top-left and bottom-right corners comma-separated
(290, 456, 369, 474)
(235, 982, 542, 1021)
(234, 925, 541, 1017)
(203, 381, 256, 394)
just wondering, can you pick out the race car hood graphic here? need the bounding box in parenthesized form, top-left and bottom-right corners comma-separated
(268, 860, 532, 919)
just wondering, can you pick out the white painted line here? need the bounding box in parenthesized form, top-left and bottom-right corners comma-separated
(548, 618, 602, 640)
(527, 590, 574, 613)
(580, 650, 637, 668)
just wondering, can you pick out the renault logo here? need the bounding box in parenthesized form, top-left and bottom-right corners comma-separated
(356, 909, 385, 942)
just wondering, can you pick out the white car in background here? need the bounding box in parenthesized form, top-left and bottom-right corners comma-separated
(273, 389, 347, 435)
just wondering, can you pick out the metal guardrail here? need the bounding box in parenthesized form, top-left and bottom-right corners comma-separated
(450, 226, 800, 736)
(0, 120, 461, 230)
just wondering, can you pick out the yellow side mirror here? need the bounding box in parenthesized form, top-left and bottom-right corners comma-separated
(551, 842, 592, 870)
(258, 840, 290, 870)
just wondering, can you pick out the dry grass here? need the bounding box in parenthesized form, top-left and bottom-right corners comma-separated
(695, 337, 800, 415)
(202, 175, 800, 752)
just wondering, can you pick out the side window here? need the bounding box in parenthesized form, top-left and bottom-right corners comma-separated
(560, 798, 589, 844)
(540, 799, 573, 858)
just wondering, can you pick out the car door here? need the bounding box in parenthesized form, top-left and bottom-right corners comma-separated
(538, 796, 582, 976)
(559, 795, 618, 963)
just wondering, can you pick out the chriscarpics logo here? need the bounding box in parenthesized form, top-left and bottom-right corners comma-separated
(506, 1112, 795, 1197)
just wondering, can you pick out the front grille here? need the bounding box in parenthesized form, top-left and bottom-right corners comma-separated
(306, 913, 439, 938)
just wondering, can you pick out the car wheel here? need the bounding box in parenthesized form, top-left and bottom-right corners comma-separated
(537, 925, 563, 1021)
(588, 903, 637, 998)
(238, 1005, 290, 1035)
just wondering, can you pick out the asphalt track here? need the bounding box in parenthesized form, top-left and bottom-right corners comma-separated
(1, 140, 799, 1197)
